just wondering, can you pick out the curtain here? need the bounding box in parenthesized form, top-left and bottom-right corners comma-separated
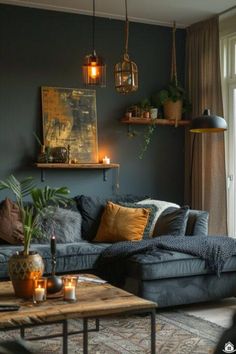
(185, 16, 227, 235)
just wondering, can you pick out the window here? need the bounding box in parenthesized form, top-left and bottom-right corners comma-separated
(221, 34, 236, 237)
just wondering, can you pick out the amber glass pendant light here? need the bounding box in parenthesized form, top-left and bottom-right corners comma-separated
(114, 0, 138, 94)
(82, 0, 106, 87)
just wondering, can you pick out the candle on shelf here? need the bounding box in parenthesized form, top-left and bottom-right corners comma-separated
(102, 156, 110, 164)
(63, 276, 78, 301)
(50, 235, 56, 256)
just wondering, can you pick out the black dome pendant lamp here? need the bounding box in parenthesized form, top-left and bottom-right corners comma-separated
(190, 109, 227, 133)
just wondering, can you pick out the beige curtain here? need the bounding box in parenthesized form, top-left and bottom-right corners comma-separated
(185, 16, 227, 235)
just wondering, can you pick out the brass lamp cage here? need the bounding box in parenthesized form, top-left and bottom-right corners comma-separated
(114, 0, 138, 94)
(82, 0, 106, 87)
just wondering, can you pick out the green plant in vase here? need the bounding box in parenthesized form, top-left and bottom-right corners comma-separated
(0, 175, 70, 298)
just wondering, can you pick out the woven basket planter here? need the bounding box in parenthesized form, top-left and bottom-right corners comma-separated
(163, 99, 183, 120)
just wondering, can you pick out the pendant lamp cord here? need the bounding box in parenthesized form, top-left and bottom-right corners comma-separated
(124, 0, 129, 58)
(171, 21, 177, 86)
(92, 0, 95, 55)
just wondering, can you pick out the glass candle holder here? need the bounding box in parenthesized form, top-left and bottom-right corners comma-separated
(63, 276, 78, 301)
(33, 278, 47, 304)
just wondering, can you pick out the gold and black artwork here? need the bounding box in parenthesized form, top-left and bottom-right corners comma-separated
(41, 87, 98, 163)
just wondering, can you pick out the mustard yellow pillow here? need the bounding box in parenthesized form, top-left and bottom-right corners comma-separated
(94, 201, 150, 243)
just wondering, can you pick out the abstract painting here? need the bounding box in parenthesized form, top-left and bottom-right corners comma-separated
(41, 87, 98, 163)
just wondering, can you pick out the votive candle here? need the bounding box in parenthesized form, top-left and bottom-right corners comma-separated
(102, 156, 110, 164)
(63, 276, 78, 301)
(33, 278, 47, 304)
(35, 285, 45, 301)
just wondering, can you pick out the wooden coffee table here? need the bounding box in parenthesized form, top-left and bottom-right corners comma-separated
(0, 275, 157, 353)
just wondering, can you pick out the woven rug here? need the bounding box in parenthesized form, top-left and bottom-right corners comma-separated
(0, 310, 224, 354)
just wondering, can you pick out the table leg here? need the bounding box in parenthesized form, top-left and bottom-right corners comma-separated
(95, 318, 100, 332)
(62, 320, 68, 354)
(83, 319, 88, 354)
(20, 327, 25, 339)
(150, 310, 156, 354)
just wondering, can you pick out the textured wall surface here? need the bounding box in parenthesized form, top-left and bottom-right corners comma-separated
(0, 4, 186, 203)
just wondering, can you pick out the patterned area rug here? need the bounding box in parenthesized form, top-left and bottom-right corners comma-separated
(0, 310, 224, 354)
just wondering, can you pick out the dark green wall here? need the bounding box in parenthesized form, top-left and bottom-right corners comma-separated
(0, 4, 186, 203)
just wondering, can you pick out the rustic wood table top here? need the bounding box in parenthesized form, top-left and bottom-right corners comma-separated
(0, 275, 157, 329)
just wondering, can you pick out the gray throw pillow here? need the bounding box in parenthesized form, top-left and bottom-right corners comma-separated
(185, 209, 209, 236)
(153, 206, 189, 237)
(34, 207, 82, 244)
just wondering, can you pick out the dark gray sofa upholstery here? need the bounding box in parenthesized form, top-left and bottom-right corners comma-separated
(0, 241, 110, 279)
(123, 251, 236, 307)
(1, 201, 236, 308)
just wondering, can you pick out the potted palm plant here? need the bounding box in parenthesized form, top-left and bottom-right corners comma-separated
(0, 175, 69, 298)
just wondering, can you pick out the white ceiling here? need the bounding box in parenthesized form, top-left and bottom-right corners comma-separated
(0, 0, 236, 28)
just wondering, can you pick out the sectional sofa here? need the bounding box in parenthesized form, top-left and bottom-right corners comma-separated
(0, 195, 236, 308)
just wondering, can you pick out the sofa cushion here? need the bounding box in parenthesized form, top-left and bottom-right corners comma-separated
(153, 206, 189, 237)
(75, 194, 148, 241)
(0, 199, 24, 245)
(34, 207, 82, 244)
(0, 241, 111, 279)
(186, 209, 209, 236)
(137, 199, 180, 235)
(94, 202, 150, 243)
(125, 251, 236, 281)
(119, 202, 158, 238)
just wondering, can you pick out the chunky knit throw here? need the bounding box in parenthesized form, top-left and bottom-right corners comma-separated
(96, 235, 236, 284)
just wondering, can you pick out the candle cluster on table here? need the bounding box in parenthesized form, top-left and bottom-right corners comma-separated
(33, 278, 47, 304)
(63, 276, 78, 301)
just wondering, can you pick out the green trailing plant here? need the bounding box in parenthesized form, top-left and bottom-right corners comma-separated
(0, 175, 70, 255)
(138, 119, 157, 160)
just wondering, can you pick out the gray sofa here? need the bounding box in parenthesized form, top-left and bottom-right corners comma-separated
(1, 195, 236, 308)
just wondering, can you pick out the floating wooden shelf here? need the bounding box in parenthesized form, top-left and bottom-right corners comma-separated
(35, 163, 120, 182)
(121, 117, 190, 126)
(35, 163, 120, 169)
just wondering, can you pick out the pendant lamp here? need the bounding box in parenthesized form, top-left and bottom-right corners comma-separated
(114, 0, 138, 94)
(82, 0, 106, 87)
(190, 109, 227, 133)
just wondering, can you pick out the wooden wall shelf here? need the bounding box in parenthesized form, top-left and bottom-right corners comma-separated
(35, 163, 119, 169)
(121, 117, 190, 126)
(35, 163, 120, 182)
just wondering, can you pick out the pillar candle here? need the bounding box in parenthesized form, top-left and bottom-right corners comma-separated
(64, 282, 76, 300)
(102, 156, 110, 164)
(34, 285, 45, 302)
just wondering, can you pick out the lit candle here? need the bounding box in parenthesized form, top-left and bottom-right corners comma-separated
(64, 282, 76, 301)
(34, 285, 45, 302)
(51, 235, 56, 256)
(102, 156, 110, 164)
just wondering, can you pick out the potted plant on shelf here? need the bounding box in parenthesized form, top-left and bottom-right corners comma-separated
(152, 80, 191, 121)
(138, 98, 152, 118)
(0, 175, 69, 298)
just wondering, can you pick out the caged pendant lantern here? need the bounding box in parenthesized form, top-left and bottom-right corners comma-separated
(82, 0, 106, 87)
(114, 0, 138, 94)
